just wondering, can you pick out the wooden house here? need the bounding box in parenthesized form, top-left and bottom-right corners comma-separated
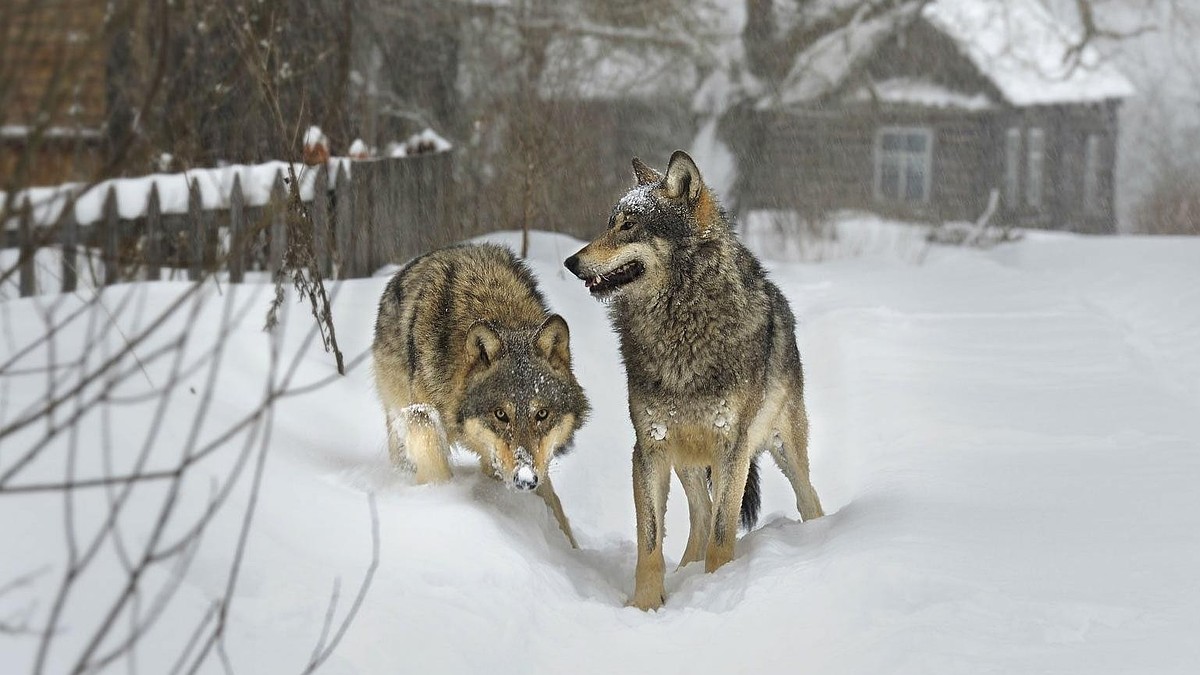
(723, 0, 1135, 233)
(1, 0, 108, 187)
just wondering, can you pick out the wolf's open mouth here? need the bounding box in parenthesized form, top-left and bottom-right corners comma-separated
(585, 260, 644, 296)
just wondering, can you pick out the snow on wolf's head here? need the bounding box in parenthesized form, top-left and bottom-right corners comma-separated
(457, 316, 589, 491)
(564, 150, 731, 301)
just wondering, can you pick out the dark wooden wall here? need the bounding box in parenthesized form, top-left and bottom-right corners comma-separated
(735, 107, 1000, 223)
(729, 15, 1122, 234)
(2, 0, 109, 185)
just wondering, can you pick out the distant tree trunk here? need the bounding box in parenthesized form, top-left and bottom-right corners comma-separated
(384, 0, 462, 139)
(744, 0, 780, 81)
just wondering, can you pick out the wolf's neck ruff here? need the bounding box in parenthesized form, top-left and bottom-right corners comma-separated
(612, 238, 769, 400)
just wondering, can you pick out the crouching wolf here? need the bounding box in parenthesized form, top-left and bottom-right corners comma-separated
(374, 244, 590, 547)
(565, 151, 824, 609)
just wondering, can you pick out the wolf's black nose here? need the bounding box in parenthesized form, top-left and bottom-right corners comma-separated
(514, 474, 538, 491)
(564, 255, 580, 275)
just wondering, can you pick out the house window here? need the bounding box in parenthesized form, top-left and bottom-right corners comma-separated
(1083, 133, 1103, 216)
(1004, 127, 1022, 207)
(1025, 127, 1045, 208)
(875, 127, 933, 204)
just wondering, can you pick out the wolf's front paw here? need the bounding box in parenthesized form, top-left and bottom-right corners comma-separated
(625, 591, 665, 611)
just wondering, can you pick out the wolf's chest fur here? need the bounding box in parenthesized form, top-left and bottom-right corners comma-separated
(632, 395, 746, 465)
(614, 255, 770, 401)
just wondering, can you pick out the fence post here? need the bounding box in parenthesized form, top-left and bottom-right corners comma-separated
(229, 174, 245, 283)
(433, 151, 452, 241)
(269, 170, 286, 277)
(352, 162, 375, 277)
(145, 183, 162, 281)
(388, 157, 414, 267)
(59, 195, 78, 293)
(103, 186, 120, 286)
(334, 163, 355, 278)
(188, 178, 204, 281)
(18, 198, 35, 297)
(312, 163, 331, 278)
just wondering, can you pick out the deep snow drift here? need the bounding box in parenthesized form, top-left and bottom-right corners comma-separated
(2, 228, 1198, 674)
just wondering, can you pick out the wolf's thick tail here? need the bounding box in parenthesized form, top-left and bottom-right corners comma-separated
(740, 457, 761, 531)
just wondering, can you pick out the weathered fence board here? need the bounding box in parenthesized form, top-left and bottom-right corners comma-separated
(6, 152, 454, 297)
(333, 163, 356, 278)
(102, 187, 119, 287)
(18, 201, 35, 296)
(228, 175, 245, 283)
(145, 185, 162, 282)
(60, 197, 78, 292)
(187, 180, 204, 282)
(269, 171, 286, 277)
(312, 165, 331, 278)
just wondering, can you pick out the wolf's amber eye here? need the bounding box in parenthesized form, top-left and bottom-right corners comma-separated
(620, 217, 636, 231)
(494, 409, 509, 423)
(535, 408, 548, 421)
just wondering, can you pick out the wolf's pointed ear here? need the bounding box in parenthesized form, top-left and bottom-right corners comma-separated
(632, 157, 663, 186)
(664, 150, 703, 203)
(465, 321, 503, 375)
(535, 314, 572, 373)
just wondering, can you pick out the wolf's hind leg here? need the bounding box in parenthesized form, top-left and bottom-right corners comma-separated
(391, 404, 453, 484)
(536, 476, 578, 549)
(385, 409, 412, 470)
(706, 442, 752, 573)
(675, 465, 711, 568)
(768, 403, 824, 521)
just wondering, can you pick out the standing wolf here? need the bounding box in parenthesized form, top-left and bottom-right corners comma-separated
(564, 151, 823, 608)
(374, 244, 590, 547)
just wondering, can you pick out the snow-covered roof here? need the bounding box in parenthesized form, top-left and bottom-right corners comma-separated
(758, 4, 916, 110)
(538, 35, 698, 102)
(842, 78, 996, 111)
(759, 0, 1133, 110)
(922, 0, 1135, 106)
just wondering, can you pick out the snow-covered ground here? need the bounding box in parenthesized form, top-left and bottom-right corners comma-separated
(2, 227, 1198, 673)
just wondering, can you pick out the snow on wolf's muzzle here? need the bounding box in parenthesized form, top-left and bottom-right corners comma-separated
(511, 446, 538, 491)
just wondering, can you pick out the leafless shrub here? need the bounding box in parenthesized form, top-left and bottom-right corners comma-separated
(2, 2, 371, 673)
(1133, 167, 1200, 235)
(927, 190, 1022, 248)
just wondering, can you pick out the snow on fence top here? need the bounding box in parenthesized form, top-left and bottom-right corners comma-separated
(386, 128, 452, 157)
(2, 159, 350, 231)
(3, 127, 454, 231)
(1, 125, 104, 141)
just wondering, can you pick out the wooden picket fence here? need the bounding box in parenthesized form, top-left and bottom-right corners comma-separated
(4, 152, 455, 297)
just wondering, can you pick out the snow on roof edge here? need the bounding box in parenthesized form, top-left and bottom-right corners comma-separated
(920, 0, 1135, 106)
(753, 0, 1135, 112)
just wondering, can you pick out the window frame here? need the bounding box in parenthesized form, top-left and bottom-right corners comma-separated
(1083, 133, 1103, 216)
(1025, 127, 1046, 209)
(873, 126, 935, 206)
(1004, 127, 1022, 208)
